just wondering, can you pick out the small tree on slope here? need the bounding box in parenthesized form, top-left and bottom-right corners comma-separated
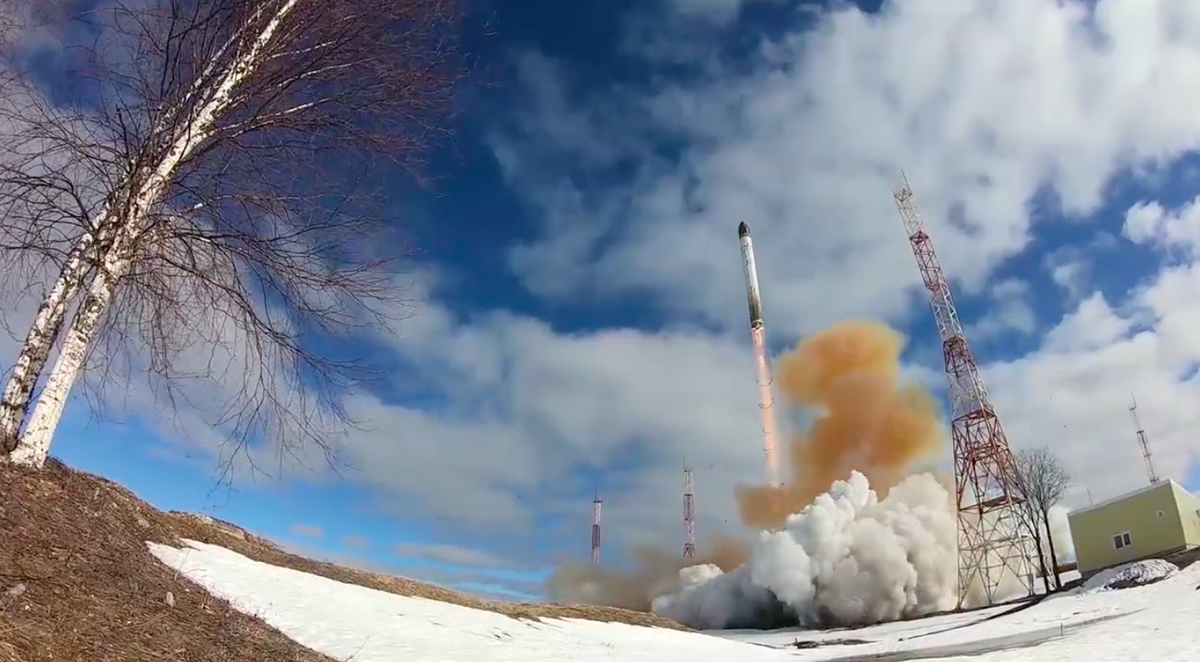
(0, 0, 464, 467)
(1013, 446, 1071, 590)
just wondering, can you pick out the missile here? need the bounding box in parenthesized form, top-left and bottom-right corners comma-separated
(738, 222, 764, 329)
(737, 221, 781, 487)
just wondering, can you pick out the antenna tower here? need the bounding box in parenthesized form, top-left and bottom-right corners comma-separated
(683, 467, 696, 559)
(591, 493, 602, 566)
(894, 177, 1036, 607)
(1128, 395, 1160, 484)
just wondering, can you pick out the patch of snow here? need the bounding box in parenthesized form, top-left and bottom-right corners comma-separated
(720, 561, 1200, 661)
(147, 539, 788, 662)
(1082, 559, 1178, 592)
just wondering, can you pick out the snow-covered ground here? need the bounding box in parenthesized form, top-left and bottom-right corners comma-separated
(720, 562, 1196, 661)
(149, 539, 1200, 662)
(149, 540, 787, 662)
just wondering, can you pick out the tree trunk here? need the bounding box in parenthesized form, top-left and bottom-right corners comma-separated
(9, 0, 303, 466)
(1032, 527, 1051, 594)
(12, 242, 128, 467)
(0, 225, 107, 452)
(1022, 504, 1051, 594)
(1042, 510, 1061, 590)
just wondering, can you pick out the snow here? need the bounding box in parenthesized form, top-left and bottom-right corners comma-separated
(149, 538, 1200, 662)
(1082, 559, 1178, 592)
(722, 561, 1200, 661)
(148, 539, 787, 662)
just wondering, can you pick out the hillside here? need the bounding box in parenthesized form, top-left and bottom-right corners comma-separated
(0, 459, 683, 662)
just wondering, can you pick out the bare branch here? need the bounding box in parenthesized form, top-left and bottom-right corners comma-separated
(0, 0, 466, 470)
(1012, 446, 1072, 590)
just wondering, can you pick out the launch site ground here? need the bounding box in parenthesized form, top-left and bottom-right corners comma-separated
(4, 458, 1196, 662)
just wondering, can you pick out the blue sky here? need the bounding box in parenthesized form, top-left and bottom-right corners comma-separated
(10, 0, 1200, 601)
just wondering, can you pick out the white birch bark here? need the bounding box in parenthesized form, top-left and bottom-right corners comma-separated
(11, 0, 303, 467)
(0, 211, 114, 451)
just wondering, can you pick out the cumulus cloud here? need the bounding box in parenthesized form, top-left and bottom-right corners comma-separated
(394, 542, 511, 568)
(499, 0, 1200, 340)
(967, 278, 1038, 344)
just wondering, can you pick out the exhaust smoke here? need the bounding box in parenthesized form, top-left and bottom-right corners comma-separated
(546, 320, 972, 629)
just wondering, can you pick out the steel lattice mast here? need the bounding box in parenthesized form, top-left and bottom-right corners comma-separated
(683, 467, 696, 559)
(893, 177, 1035, 607)
(591, 493, 602, 566)
(1129, 395, 1161, 484)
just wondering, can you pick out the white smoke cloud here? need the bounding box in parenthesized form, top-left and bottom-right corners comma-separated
(652, 471, 961, 629)
(1047, 505, 1076, 564)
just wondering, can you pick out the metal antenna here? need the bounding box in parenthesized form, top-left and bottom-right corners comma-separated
(590, 491, 602, 566)
(894, 177, 1036, 607)
(683, 466, 696, 559)
(1129, 395, 1160, 484)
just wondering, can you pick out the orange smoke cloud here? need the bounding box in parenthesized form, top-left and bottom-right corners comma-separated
(737, 319, 944, 530)
(546, 319, 944, 611)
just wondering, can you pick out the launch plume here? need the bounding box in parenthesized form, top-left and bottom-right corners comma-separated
(545, 319, 947, 622)
(736, 319, 944, 530)
(652, 470, 960, 629)
(545, 536, 749, 612)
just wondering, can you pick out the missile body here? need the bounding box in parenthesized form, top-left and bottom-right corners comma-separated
(738, 222, 781, 488)
(738, 222, 764, 328)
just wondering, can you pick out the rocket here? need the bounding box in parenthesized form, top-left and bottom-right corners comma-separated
(738, 222, 764, 329)
(738, 222, 781, 487)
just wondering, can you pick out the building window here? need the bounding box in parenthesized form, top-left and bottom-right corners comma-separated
(1113, 532, 1132, 549)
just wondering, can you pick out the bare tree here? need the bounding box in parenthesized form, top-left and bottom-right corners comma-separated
(1013, 446, 1071, 591)
(0, 0, 465, 468)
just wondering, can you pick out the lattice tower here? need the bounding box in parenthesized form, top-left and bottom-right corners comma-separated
(893, 177, 1037, 607)
(683, 468, 696, 559)
(1129, 395, 1161, 484)
(591, 493, 602, 566)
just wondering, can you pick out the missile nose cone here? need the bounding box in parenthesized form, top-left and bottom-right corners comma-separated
(738, 222, 750, 237)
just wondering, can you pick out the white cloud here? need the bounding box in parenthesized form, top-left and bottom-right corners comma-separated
(968, 278, 1038, 343)
(394, 542, 512, 568)
(1124, 196, 1200, 255)
(986, 261, 1200, 505)
(1043, 233, 1118, 302)
(329, 306, 770, 553)
(499, 0, 1200, 342)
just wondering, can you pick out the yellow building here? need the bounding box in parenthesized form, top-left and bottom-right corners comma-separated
(1068, 480, 1200, 579)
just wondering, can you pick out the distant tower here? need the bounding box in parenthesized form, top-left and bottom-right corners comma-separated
(894, 176, 1036, 607)
(591, 493, 602, 566)
(683, 467, 696, 559)
(1129, 395, 1160, 484)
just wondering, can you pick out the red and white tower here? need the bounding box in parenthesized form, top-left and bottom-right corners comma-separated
(893, 177, 1035, 607)
(683, 467, 696, 559)
(591, 493, 602, 566)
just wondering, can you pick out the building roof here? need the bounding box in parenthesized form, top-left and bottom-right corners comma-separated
(1067, 479, 1188, 518)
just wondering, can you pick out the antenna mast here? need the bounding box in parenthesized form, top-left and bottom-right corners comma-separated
(683, 467, 696, 559)
(1129, 395, 1160, 484)
(591, 493, 602, 566)
(894, 176, 1036, 607)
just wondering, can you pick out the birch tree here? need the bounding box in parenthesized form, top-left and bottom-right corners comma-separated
(1013, 446, 1071, 591)
(0, 0, 463, 466)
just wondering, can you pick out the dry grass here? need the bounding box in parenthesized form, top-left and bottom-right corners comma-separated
(0, 458, 685, 662)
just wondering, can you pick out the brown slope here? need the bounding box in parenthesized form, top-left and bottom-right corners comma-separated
(0, 458, 685, 662)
